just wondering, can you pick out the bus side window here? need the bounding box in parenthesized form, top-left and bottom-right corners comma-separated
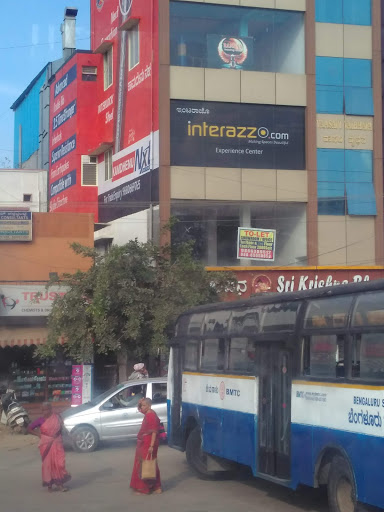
(229, 338, 255, 373)
(352, 333, 384, 380)
(184, 340, 200, 371)
(303, 335, 345, 379)
(201, 338, 226, 371)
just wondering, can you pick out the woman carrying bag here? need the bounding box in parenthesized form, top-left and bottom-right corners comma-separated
(130, 397, 162, 495)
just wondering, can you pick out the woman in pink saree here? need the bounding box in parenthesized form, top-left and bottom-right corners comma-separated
(28, 403, 71, 492)
(130, 397, 162, 495)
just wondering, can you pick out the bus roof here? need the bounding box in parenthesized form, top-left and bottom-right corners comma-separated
(178, 278, 384, 319)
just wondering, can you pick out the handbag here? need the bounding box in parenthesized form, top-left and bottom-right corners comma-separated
(141, 453, 157, 480)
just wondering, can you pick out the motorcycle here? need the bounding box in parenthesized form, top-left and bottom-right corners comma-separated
(0, 389, 30, 434)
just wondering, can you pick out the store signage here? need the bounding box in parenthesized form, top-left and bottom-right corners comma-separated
(170, 100, 305, 169)
(317, 114, 373, 150)
(72, 365, 94, 406)
(98, 132, 159, 222)
(54, 64, 77, 98)
(237, 228, 276, 261)
(207, 35, 253, 70)
(50, 169, 77, 199)
(213, 268, 384, 300)
(0, 211, 32, 242)
(0, 285, 67, 316)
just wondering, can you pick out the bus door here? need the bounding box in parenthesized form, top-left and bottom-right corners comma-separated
(169, 344, 183, 449)
(258, 344, 291, 479)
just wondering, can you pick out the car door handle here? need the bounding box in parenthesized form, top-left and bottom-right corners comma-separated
(122, 413, 129, 418)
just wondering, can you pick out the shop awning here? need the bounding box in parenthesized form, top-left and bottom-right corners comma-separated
(0, 327, 65, 348)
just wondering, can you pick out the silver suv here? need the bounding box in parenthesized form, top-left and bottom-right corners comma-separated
(62, 378, 167, 453)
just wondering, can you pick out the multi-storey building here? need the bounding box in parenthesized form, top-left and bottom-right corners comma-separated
(14, 1, 384, 289)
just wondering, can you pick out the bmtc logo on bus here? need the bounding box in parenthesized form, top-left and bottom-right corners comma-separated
(219, 381, 240, 400)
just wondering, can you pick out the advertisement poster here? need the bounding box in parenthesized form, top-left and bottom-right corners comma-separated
(207, 35, 253, 70)
(92, 0, 159, 222)
(170, 100, 305, 169)
(49, 64, 78, 213)
(237, 227, 276, 261)
(72, 365, 93, 406)
(0, 212, 32, 242)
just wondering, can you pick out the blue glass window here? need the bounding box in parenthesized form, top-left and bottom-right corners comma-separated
(343, 0, 371, 26)
(316, 57, 343, 87)
(345, 150, 373, 184)
(344, 59, 372, 88)
(170, 2, 305, 74)
(346, 182, 376, 215)
(315, 0, 343, 24)
(344, 87, 374, 116)
(317, 149, 344, 182)
(316, 86, 344, 114)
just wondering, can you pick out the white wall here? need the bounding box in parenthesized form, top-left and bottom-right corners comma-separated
(94, 207, 159, 248)
(0, 169, 48, 212)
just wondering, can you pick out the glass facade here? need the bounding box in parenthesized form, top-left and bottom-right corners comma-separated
(170, 2, 305, 74)
(171, 201, 307, 267)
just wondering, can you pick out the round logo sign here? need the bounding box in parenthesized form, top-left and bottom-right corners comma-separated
(218, 37, 248, 69)
(119, 0, 133, 16)
(219, 381, 226, 400)
(96, 0, 104, 11)
(251, 274, 272, 294)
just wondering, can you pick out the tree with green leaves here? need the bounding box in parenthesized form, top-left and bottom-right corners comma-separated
(37, 239, 235, 377)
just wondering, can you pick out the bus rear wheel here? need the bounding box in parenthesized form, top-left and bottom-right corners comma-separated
(328, 456, 356, 512)
(186, 427, 228, 480)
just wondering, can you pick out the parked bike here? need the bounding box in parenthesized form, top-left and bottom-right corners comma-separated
(0, 388, 30, 434)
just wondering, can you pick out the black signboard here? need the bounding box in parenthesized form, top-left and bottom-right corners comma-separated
(170, 100, 305, 170)
(98, 168, 159, 223)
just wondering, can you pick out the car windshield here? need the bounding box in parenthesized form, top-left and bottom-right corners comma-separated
(88, 383, 127, 406)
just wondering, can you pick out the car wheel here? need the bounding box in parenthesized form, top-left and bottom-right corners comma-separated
(72, 426, 99, 453)
(328, 456, 356, 512)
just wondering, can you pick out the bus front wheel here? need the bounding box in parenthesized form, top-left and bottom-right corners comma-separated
(328, 456, 356, 512)
(186, 427, 227, 480)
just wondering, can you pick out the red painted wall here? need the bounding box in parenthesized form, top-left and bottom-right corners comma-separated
(49, 52, 101, 221)
(91, 0, 159, 222)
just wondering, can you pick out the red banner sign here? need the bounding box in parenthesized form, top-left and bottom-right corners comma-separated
(210, 268, 384, 300)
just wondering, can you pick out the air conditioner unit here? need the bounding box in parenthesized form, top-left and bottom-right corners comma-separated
(81, 155, 98, 186)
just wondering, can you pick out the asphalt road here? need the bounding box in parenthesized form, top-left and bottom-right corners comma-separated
(0, 436, 330, 512)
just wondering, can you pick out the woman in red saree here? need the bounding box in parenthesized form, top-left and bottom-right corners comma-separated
(28, 403, 71, 492)
(130, 397, 162, 495)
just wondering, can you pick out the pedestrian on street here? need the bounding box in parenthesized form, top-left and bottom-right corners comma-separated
(130, 397, 162, 495)
(28, 402, 71, 492)
(128, 362, 149, 380)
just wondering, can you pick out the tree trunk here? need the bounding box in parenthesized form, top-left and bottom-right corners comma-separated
(117, 348, 128, 383)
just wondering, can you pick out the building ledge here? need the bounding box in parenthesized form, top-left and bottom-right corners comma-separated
(119, 17, 140, 31)
(89, 142, 113, 157)
(94, 40, 113, 54)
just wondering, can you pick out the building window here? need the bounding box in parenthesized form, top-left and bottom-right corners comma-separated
(81, 156, 98, 186)
(128, 24, 140, 70)
(82, 66, 97, 81)
(103, 47, 113, 90)
(104, 148, 113, 181)
(170, 2, 305, 74)
(171, 201, 307, 267)
(23, 194, 32, 202)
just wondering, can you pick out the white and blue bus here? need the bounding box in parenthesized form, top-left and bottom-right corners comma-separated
(167, 279, 384, 512)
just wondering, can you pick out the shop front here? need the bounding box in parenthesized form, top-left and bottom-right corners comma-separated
(0, 284, 72, 415)
(206, 266, 384, 300)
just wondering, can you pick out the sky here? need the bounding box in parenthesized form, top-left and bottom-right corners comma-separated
(0, 0, 91, 167)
